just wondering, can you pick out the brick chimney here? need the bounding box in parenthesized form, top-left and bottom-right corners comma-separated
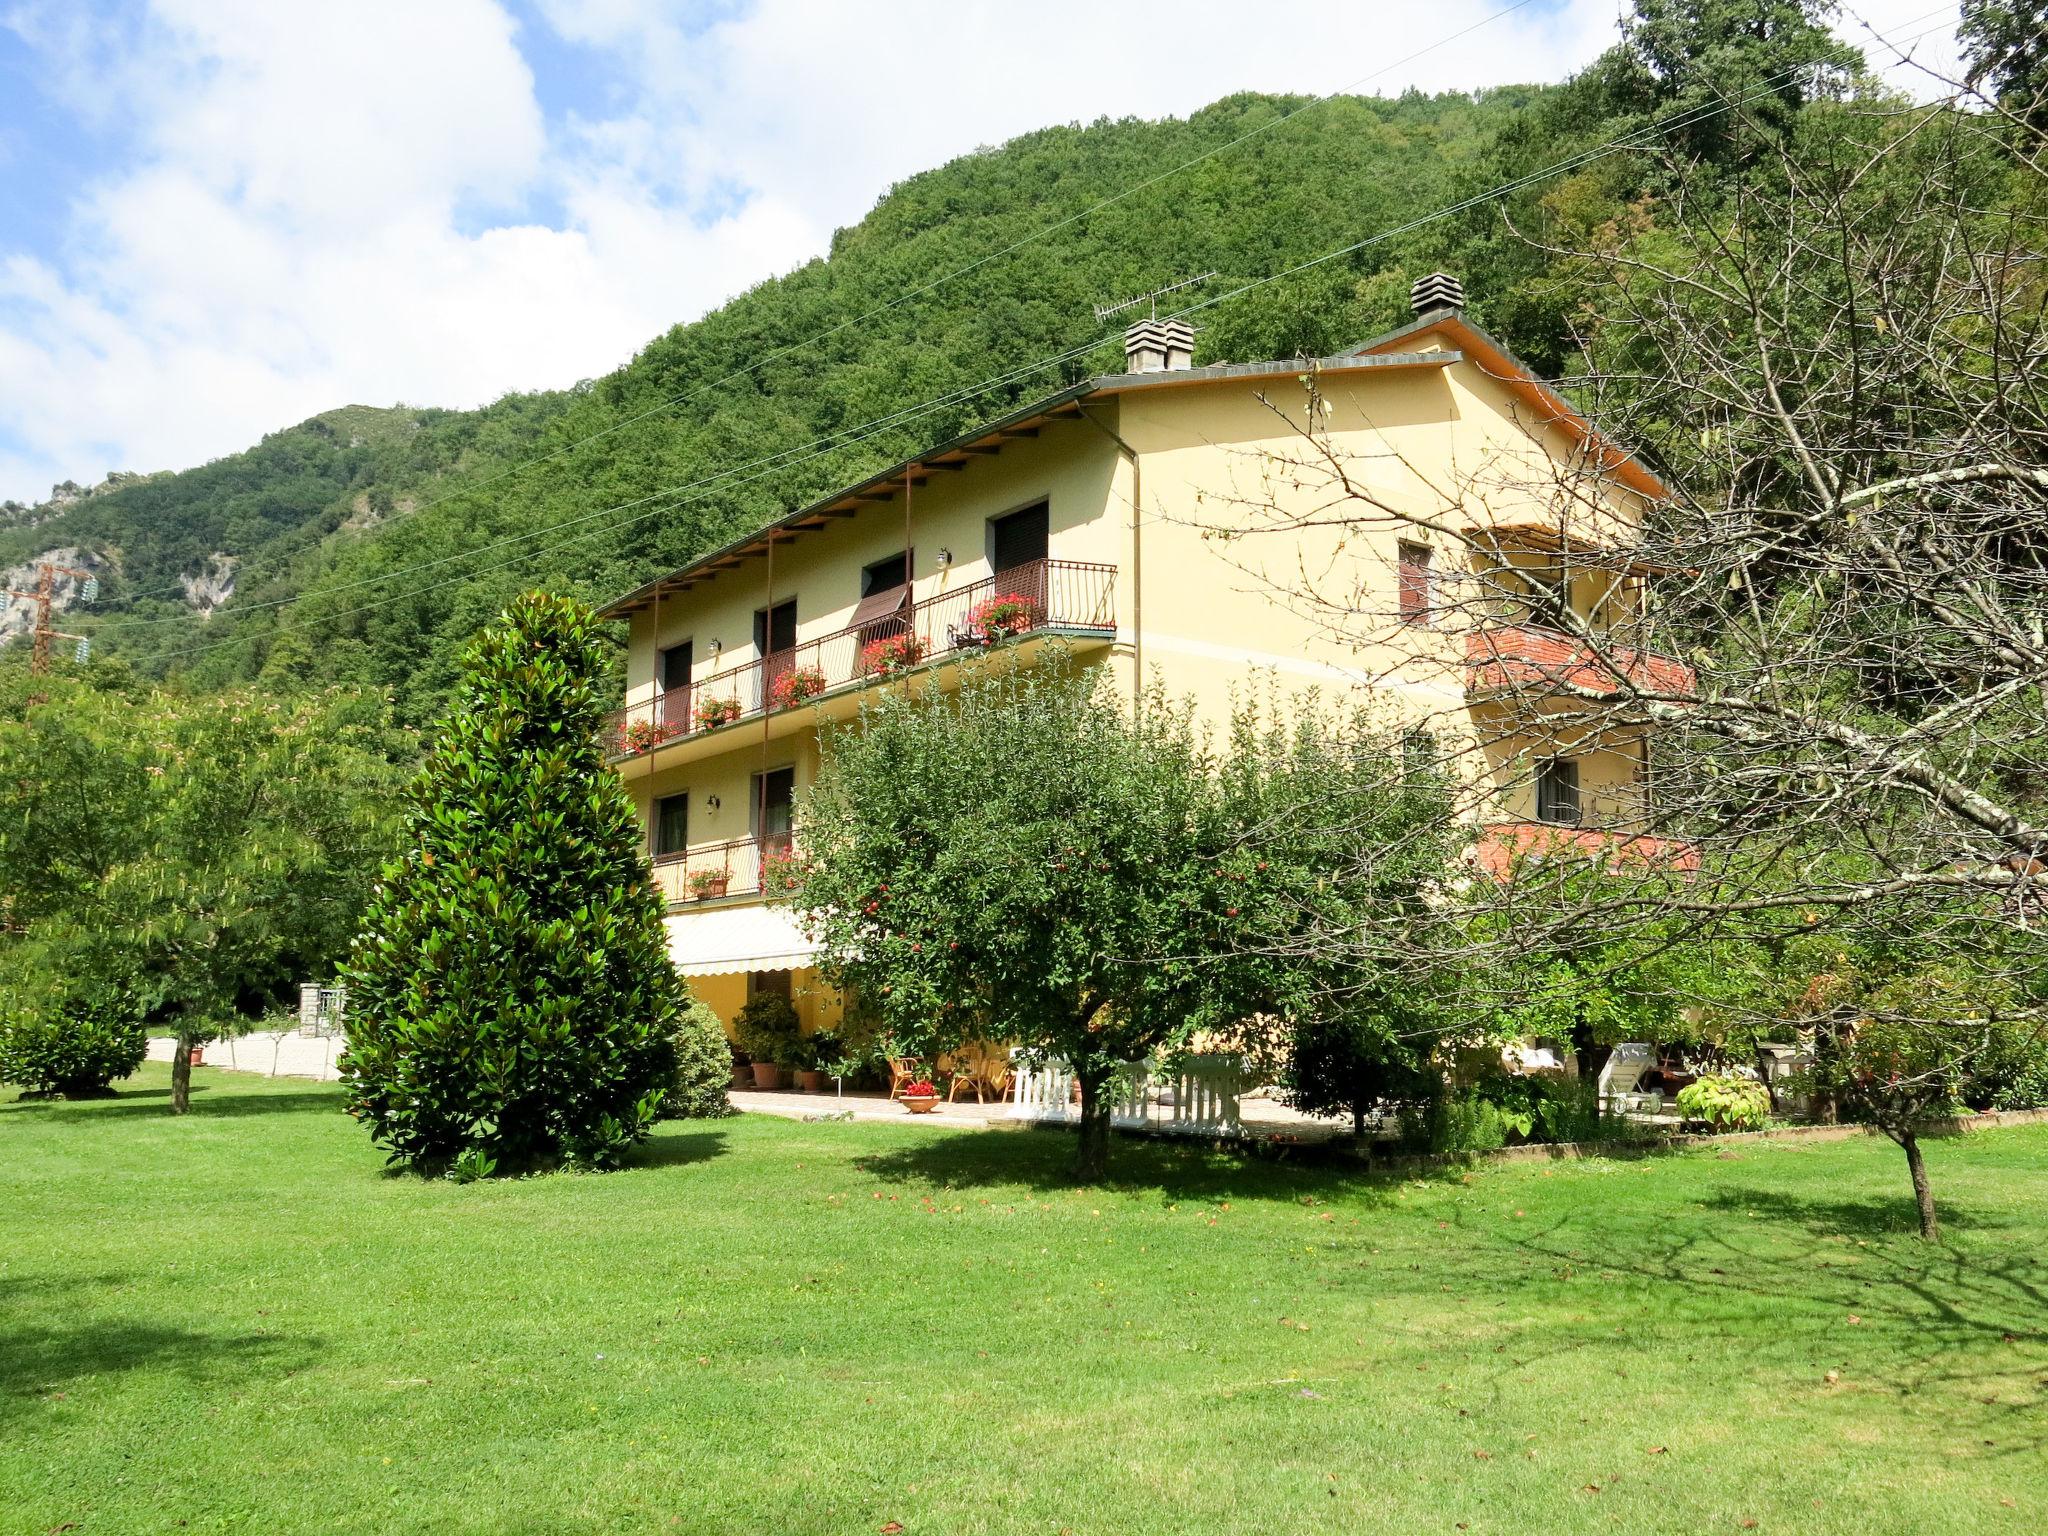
(1410, 271, 1465, 319)
(1123, 317, 1195, 373)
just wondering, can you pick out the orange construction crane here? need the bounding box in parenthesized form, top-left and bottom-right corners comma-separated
(3, 560, 96, 673)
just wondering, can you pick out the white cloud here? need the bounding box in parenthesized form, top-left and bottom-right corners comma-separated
(0, 0, 1962, 503)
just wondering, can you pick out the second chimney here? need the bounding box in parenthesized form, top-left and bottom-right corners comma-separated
(1124, 317, 1195, 373)
(1410, 271, 1465, 319)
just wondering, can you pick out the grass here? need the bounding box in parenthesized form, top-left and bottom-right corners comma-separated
(5, 1065, 2046, 1535)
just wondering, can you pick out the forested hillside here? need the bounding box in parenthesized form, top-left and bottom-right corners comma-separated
(2, 85, 1580, 718)
(0, 3, 1936, 723)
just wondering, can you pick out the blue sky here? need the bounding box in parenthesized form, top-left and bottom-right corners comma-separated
(0, 0, 1959, 505)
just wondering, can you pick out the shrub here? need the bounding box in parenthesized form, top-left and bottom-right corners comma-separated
(341, 593, 681, 1175)
(1676, 1073, 1771, 1132)
(732, 993, 802, 1070)
(0, 992, 148, 1098)
(667, 995, 736, 1120)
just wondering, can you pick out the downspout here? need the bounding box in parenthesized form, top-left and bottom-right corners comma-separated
(1076, 402, 1140, 717)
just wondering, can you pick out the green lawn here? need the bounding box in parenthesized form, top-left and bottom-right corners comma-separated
(5, 1066, 2045, 1535)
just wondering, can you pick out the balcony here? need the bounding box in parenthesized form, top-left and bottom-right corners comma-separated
(1465, 623, 1695, 701)
(651, 835, 797, 906)
(1474, 821, 1699, 878)
(609, 557, 1116, 758)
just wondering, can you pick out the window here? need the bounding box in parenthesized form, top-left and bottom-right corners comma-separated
(1514, 563, 1574, 630)
(1535, 757, 1581, 826)
(659, 641, 693, 695)
(748, 969, 792, 1004)
(990, 501, 1049, 577)
(860, 550, 909, 598)
(654, 792, 689, 858)
(752, 599, 796, 657)
(1397, 541, 1433, 625)
(1402, 727, 1437, 778)
(753, 766, 795, 850)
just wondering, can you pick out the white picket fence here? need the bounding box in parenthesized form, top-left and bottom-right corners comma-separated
(1008, 1053, 1245, 1136)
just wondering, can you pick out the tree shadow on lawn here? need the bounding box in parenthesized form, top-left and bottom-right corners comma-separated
(1443, 1187, 2048, 1455)
(628, 1127, 732, 1170)
(854, 1124, 1405, 1204)
(3, 1085, 343, 1122)
(0, 1274, 318, 1425)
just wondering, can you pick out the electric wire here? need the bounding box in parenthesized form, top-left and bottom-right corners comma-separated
(127, 11, 1959, 666)
(109, 0, 1544, 603)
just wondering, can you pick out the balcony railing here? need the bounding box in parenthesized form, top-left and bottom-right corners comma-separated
(1465, 623, 1695, 700)
(651, 834, 796, 905)
(609, 557, 1117, 756)
(1474, 821, 1700, 878)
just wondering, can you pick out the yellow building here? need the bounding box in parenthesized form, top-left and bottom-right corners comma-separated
(598, 274, 1692, 1037)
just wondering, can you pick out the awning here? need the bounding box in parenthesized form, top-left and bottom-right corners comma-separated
(665, 904, 821, 976)
(847, 585, 909, 628)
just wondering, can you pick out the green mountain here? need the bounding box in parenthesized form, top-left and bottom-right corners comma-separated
(2, 84, 1651, 719)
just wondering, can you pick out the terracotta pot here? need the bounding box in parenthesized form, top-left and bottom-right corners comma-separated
(750, 1062, 784, 1091)
(729, 1064, 751, 1090)
(902, 1094, 940, 1115)
(693, 879, 728, 901)
(797, 1069, 827, 1093)
(187, 1046, 205, 1066)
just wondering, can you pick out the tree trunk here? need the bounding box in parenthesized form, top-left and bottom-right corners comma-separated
(1352, 1098, 1366, 1138)
(1074, 1070, 1112, 1182)
(170, 1032, 192, 1115)
(1900, 1130, 1940, 1242)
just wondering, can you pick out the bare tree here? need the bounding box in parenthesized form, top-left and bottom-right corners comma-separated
(1190, 94, 2048, 1234)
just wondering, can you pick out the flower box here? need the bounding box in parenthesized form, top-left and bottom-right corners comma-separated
(769, 666, 827, 710)
(693, 696, 743, 731)
(962, 594, 1035, 647)
(688, 871, 730, 900)
(860, 632, 925, 676)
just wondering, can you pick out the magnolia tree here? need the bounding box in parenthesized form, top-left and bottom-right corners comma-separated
(782, 661, 1459, 1179)
(342, 593, 682, 1176)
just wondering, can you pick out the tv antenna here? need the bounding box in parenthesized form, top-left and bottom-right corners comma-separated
(1093, 271, 1217, 324)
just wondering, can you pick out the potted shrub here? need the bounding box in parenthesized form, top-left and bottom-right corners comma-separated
(860, 632, 925, 676)
(797, 1030, 838, 1094)
(900, 1077, 940, 1114)
(769, 666, 826, 710)
(733, 994, 801, 1091)
(617, 718, 658, 754)
(688, 868, 730, 901)
(694, 695, 743, 731)
(962, 593, 1034, 647)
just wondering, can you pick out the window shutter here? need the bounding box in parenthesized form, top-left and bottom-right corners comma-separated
(1397, 541, 1432, 625)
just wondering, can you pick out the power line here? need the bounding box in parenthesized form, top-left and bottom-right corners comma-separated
(111, 1, 1543, 605)
(129, 13, 1960, 667)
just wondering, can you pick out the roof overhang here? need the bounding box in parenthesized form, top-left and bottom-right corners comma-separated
(597, 350, 1459, 619)
(1349, 313, 1670, 504)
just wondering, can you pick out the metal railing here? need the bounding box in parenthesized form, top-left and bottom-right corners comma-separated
(1464, 622, 1695, 699)
(651, 834, 796, 904)
(609, 558, 1116, 755)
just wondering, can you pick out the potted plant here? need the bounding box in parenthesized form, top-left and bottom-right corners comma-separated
(694, 695, 743, 731)
(769, 665, 826, 710)
(733, 993, 801, 1091)
(900, 1077, 941, 1114)
(962, 593, 1034, 646)
(617, 718, 658, 754)
(860, 632, 924, 676)
(797, 1030, 838, 1094)
(688, 868, 730, 901)
(728, 1044, 751, 1091)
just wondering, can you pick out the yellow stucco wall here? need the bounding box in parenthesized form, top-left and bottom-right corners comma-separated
(625, 346, 1668, 1014)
